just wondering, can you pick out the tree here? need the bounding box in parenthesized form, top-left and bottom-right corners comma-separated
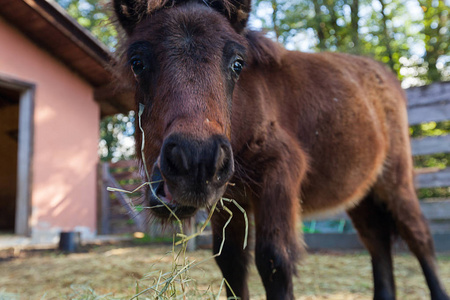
(251, 0, 449, 85)
(56, 0, 117, 50)
(99, 111, 136, 162)
(350, 0, 360, 52)
(418, 0, 449, 83)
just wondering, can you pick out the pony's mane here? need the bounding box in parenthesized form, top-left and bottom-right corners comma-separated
(245, 30, 283, 67)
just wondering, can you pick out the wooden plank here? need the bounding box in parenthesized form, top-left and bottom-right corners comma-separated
(303, 200, 450, 234)
(407, 86, 450, 108)
(304, 233, 363, 250)
(407, 101, 450, 125)
(106, 170, 147, 232)
(305, 233, 450, 252)
(304, 200, 450, 222)
(183, 219, 197, 252)
(420, 200, 450, 220)
(15, 87, 34, 236)
(416, 168, 450, 188)
(195, 232, 450, 252)
(304, 212, 350, 222)
(406, 82, 450, 125)
(408, 93, 450, 108)
(432, 234, 450, 252)
(411, 135, 450, 156)
(406, 82, 450, 107)
(428, 223, 450, 234)
(112, 172, 140, 181)
(110, 160, 140, 169)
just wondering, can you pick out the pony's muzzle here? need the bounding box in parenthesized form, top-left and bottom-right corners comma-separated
(148, 133, 234, 219)
(161, 134, 234, 186)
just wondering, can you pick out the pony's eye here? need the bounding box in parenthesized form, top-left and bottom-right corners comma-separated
(231, 59, 244, 76)
(131, 58, 145, 77)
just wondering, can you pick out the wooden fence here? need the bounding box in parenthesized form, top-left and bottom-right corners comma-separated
(97, 160, 146, 235)
(98, 81, 450, 251)
(304, 81, 450, 251)
(97, 160, 195, 249)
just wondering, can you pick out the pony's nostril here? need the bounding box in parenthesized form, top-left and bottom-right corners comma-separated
(171, 145, 189, 172)
(167, 145, 189, 173)
(214, 144, 234, 184)
(215, 146, 227, 170)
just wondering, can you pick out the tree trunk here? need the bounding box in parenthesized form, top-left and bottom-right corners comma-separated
(313, 0, 326, 50)
(271, 0, 280, 40)
(350, 0, 360, 52)
(325, 0, 341, 48)
(418, 0, 446, 82)
(379, 0, 395, 71)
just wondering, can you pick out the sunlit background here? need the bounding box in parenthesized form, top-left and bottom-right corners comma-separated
(54, 0, 449, 163)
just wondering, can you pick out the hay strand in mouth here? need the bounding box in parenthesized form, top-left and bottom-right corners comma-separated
(106, 181, 158, 194)
(174, 199, 219, 246)
(139, 103, 183, 230)
(108, 103, 248, 298)
(138, 103, 151, 183)
(174, 197, 249, 251)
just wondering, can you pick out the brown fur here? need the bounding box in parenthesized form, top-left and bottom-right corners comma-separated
(112, 1, 449, 299)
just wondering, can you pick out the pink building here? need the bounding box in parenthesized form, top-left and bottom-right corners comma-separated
(0, 0, 131, 243)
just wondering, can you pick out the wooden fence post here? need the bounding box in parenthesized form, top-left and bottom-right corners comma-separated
(97, 162, 110, 235)
(183, 217, 197, 252)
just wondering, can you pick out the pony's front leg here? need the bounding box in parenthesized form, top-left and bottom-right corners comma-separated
(212, 201, 251, 300)
(253, 133, 306, 300)
(253, 181, 302, 300)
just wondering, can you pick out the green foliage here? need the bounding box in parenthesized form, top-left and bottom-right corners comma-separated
(410, 121, 450, 199)
(410, 121, 450, 138)
(55, 1, 133, 162)
(56, 0, 117, 50)
(252, 0, 450, 85)
(418, 0, 450, 83)
(414, 153, 449, 169)
(410, 121, 450, 170)
(99, 111, 136, 162)
(418, 187, 450, 199)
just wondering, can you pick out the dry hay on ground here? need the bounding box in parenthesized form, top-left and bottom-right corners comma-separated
(0, 243, 449, 299)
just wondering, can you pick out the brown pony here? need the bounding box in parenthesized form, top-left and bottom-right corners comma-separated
(112, 0, 449, 299)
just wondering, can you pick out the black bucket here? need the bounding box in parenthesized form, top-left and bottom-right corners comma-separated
(58, 231, 81, 253)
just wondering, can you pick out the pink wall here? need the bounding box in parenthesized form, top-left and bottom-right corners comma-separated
(0, 17, 100, 241)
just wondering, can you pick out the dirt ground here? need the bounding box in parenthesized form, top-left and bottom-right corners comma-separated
(0, 242, 449, 299)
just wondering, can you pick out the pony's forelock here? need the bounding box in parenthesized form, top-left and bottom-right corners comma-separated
(120, 0, 235, 21)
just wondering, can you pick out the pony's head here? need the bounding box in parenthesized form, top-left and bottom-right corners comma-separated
(114, 0, 251, 219)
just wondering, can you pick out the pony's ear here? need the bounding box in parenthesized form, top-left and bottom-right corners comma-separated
(210, 0, 251, 33)
(113, 0, 148, 35)
(229, 0, 252, 32)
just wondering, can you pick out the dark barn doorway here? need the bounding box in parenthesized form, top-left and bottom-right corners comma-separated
(0, 77, 34, 236)
(0, 86, 20, 233)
